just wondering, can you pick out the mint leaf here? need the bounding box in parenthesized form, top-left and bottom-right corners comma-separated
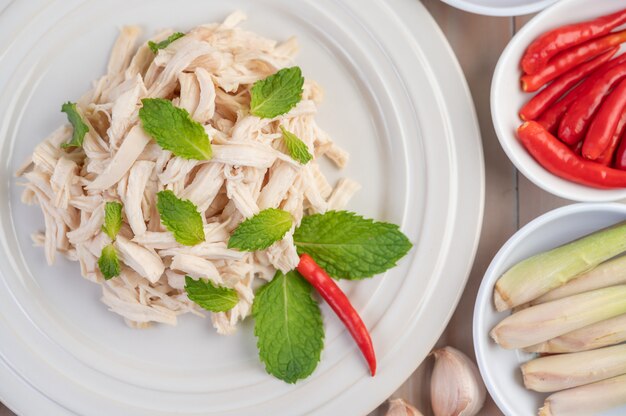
(101, 201, 123, 240)
(60, 102, 89, 148)
(280, 126, 312, 164)
(148, 32, 185, 54)
(228, 208, 292, 251)
(253, 271, 324, 383)
(139, 98, 212, 160)
(293, 211, 412, 279)
(156, 190, 205, 246)
(250, 67, 304, 118)
(185, 276, 238, 312)
(98, 244, 121, 280)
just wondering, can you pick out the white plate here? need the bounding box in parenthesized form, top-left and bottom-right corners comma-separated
(439, 0, 557, 17)
(0, 0, 484, 415)
(492, 0, 626, 202)
(474, 203, 626, 416)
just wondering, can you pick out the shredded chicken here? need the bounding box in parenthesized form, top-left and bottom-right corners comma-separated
(17, 12, 358, 334)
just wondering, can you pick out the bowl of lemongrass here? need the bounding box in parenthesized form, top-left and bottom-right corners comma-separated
(474, 203, 626, 416)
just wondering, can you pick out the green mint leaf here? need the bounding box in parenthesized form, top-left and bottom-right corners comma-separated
(184, 276, 238, 312)
(139, 98, 212, 160)
(60, 102, 89, 149)
(101, 201, 123, 240)
(293, 211, 412, 280)
(250, 67, 304, 118)
(148, 32, 185, 54)
(156, 190, 205, 246)
(253, 270, 324, 383)
(98, 244, 121, 280)
(228, 208, 292, 251)
(280, 126, 312, 164)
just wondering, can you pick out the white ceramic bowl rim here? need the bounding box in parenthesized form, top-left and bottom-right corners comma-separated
(473, 202, 626, 416)
(439, 0, 558, 17)
(491, 0, 626, 202)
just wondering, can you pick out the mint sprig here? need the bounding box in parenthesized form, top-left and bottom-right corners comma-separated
(228, 208, 293, 251)
(280, 126, 312, 164)
(60, 102, 89, 149)
(98, 244, 121, 280)
(185, 276, 238, 312)
(98, 202, 123, 280)
(139, 98, 212, 160)
(148, 32, 185, 54)
(101, 201, 123, 240)
(253, 271, 324, 383)
(157, 190, 205, 246)
(293, 211, 412, 279)
(250, 67, 304, 118)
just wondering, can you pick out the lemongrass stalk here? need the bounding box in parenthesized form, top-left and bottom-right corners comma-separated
(539, 373, 626, 416)
(525, 313, 626, 353)
(493, 221, 626, 312)
(490, 285, 626, 349)
(532, 254, 626, 305)
(522, 344, 626, 392)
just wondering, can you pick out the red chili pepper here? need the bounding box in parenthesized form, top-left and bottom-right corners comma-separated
(537, 54, 626, 134)
(521, 8, 626, 75)
(613, 125, 626, 170)
(518, 121, 626, 189)
(583, 78, 626, 160)
(296, 254, 376, 376)
(596, 109, 626, 165)
(521, 29, 626, 92)
(559, 59, 626, 145)
(519, 48, 617, 121)
(536, 92, 578, 134)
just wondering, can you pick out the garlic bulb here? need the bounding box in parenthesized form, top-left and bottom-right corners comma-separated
(386, 398, 424, 416)
(430, 346, 486, 416)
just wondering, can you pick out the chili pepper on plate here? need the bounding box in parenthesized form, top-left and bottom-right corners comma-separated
(518, 121, 626, 189)
(521, 8, 626, 75)
(519, 48, 618, 121)
(521, 29, 626, 92)
(297, 254, 377, 376)
(583, 78, 626, 160)
(558, 58, 626, 145)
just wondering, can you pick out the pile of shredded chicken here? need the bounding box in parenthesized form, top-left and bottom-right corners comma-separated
(16, 12, 360, 334)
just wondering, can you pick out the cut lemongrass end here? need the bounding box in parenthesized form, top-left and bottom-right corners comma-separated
(493, 221, 626, 312)
(524, 313, 626, 353)
(490, 285, 626, 349)
(532, 254, 626, 305)
(539, 373, 626, 416)
(521, 343, 626, 392)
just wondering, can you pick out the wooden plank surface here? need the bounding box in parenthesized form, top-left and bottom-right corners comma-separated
(0, 2, 564, 416)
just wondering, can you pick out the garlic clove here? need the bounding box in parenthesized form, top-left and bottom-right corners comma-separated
(430, 346, 486, 416)
(386, 398, 424, 416)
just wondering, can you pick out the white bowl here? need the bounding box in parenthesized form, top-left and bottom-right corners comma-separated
(440, 0, 557, 17)
(473, 203, 626, 416)
(491, 0, 626, 202)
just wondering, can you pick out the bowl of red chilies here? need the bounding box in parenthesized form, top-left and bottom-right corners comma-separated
(492, 0, 626, 201)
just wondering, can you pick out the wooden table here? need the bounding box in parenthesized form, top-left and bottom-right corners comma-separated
(0, 1, 563, 415)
